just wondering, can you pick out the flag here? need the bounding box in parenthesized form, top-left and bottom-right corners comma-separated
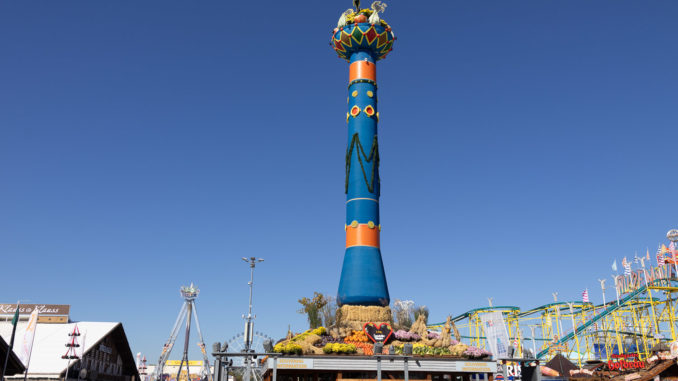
(2, 305, 20, 379)
(623, 257, 632, 276)
(582, 289, 590, 303)
(612, 260, 618, 272)
(18, 308, 39, 366)
(664, 244, 672, 264)
(646, 248, 651, 261)
(11, 306, 19, 327)
(657, 246, 664, 265)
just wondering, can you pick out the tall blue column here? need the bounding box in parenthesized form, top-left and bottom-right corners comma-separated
(331, 8, 395, 306)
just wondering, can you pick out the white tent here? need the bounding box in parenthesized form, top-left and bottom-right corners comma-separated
(0, 321, 138, 380)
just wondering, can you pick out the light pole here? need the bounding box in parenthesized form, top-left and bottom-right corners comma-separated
(242, 257, 263, 352)
(241, 257, 263, 381)
(597, 279, 606, 306)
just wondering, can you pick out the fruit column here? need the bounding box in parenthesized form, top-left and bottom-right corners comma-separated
(331, 7, 395, 306)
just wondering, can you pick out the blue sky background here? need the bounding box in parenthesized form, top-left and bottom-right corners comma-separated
(1, 0, 677, 362)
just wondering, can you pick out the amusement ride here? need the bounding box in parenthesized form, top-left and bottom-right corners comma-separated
(155, 284, 212, 381)
(149, 2, 677, 379)
(429, 229, 678, 367)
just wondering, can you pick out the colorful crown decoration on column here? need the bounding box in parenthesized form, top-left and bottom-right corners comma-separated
(331, 2, 395, 61)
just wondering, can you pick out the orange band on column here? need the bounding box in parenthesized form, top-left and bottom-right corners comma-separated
(349, 61, 376, 82)
(346, 224, 380, 248)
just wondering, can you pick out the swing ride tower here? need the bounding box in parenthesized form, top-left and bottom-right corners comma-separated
(156, 284, 212, 381)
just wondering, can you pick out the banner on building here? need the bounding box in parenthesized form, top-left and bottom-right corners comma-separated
(17, 309, 39, 366)
(480, 311, 510, 359)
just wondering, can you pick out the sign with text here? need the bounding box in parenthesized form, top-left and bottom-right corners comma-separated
(460, 362, 493, 373)
(608, 354, 645, 371)
(166, 361, 203, 366)
(0, 304, 70, 316)
(275, 358, 314, 369)
(364, 322, 393, 343)
(614, 264, 676, 296)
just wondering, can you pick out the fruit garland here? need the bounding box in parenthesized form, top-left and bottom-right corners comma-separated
(345, 133, 380, 194)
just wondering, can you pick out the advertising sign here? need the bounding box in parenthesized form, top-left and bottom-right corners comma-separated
(0, 304, 69, 316)
(480, 311, 510, 359)
(608, 354, 645, 371)
(275, 358, 314, 369)
(614, 264, 676, 296)
(166, 361, 203, 366)
(363, 322, 393, 343)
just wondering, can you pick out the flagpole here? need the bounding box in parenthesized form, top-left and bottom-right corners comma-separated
(612, 259, 620, 306)
(23, 313, 38, 381)
(1, 303, 20, 381)
(611, 275, 620, 305)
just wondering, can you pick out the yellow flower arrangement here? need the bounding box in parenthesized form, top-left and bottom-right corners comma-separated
(322, 343, 357, 354)
(273, 342, 303, 355)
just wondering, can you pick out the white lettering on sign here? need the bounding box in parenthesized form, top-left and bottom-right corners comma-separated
(506, 365, 521, 378)
(0, 304, 69, 315)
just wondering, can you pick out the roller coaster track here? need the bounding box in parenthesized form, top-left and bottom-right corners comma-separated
(535, 279, 672, 359)
(428, 306, 521, 326)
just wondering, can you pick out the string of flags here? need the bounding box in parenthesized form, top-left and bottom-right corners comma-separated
(556, 240, 677, 305)
(613, 243, 677, 273)
(575, 241, 678, 304)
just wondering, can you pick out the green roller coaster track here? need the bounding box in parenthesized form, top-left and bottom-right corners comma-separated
(534, 278, 676, 359)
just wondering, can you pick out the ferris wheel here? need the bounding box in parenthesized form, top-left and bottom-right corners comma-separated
(225, 330, 274, 368)
(227, 331, 274, 380)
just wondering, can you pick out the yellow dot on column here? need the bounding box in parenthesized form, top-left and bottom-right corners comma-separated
(352, 90, 358, 97)
(367, 221, 375, 229)
(351, 220, 359, 228)
(367, 91, 374, 98)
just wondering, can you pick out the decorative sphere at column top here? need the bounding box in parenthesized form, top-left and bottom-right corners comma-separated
(331, 6, 395, 62)
(667, 229, 678, 242)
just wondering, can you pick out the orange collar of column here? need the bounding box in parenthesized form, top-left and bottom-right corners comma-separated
(346, 224, 380, 248)
(349, 60, 377, 82)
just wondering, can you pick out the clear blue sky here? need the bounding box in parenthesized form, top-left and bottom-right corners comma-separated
(1, 0, 677, 362)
